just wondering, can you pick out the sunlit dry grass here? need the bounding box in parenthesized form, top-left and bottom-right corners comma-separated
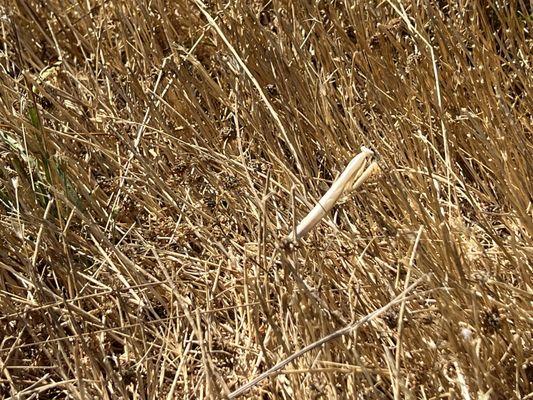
(0, 1, 531, 398)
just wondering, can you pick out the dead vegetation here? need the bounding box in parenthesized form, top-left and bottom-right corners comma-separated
(0, 0, 531, 398)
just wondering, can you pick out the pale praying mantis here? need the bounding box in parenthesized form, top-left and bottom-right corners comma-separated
(288, 146, 378, 242)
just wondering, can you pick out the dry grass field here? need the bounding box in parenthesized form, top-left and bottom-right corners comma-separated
(0, 0, 532, 398)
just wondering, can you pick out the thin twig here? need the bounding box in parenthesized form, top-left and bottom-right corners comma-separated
(193, 0, 304, 177)
(228, 274, 429, 398)
(386, 1, 453, 216)
(393, 226, 424, 398)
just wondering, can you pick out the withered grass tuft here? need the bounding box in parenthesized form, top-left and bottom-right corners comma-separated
(0, 1, 531, 398)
